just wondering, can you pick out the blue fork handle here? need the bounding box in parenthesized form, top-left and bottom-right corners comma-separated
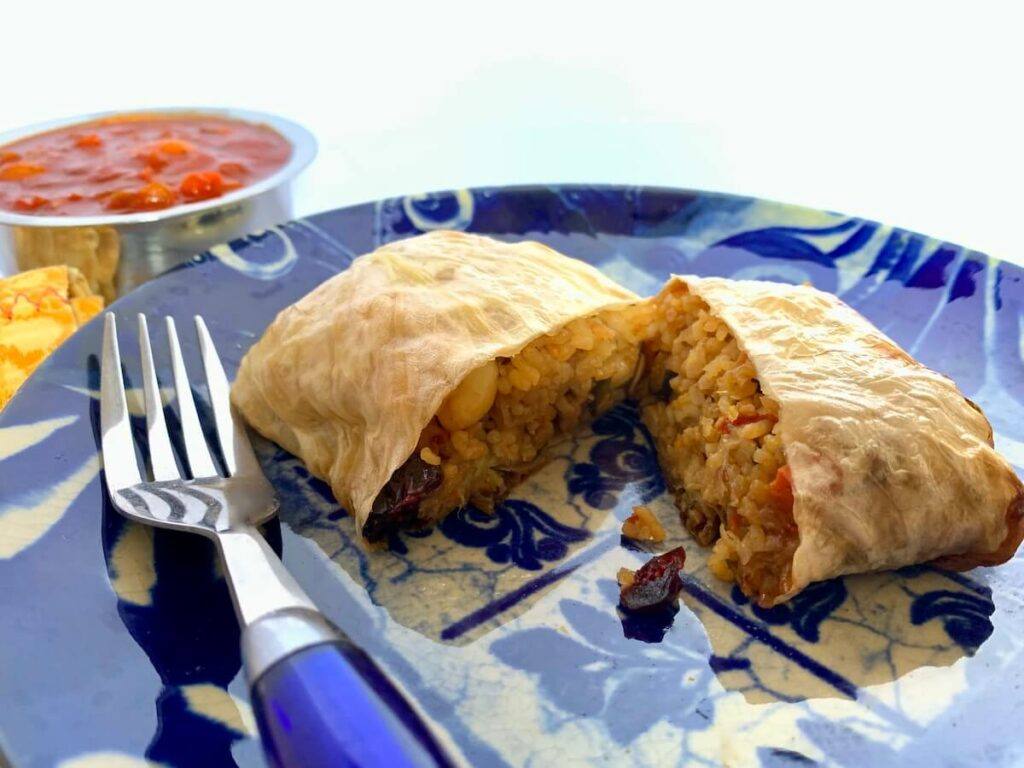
(245, 614, 456, 768)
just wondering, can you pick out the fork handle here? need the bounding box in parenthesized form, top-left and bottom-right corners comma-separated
(243, 610, 455, 768)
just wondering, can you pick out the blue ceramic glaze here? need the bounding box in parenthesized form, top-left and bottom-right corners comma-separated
(252, 641, 452, 768)
(1, 185, 1023, 767)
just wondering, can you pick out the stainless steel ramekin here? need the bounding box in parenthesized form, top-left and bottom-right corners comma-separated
(0, 107, 316, 300)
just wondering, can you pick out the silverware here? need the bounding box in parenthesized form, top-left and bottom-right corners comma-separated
(100, 312, 455, 768)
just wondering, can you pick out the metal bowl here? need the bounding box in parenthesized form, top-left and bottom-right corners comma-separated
(0, 107, 316, 300)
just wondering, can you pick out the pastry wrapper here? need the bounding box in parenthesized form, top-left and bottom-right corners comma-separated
(671, 275, 1023, 603)
(232, 231, 639, 535)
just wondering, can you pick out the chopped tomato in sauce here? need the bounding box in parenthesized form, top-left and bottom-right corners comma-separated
(218, 161, 248, 177)
(13, 195, 49, 212)
(0, 114, 291, 216)
(0, 163, 46, 181)
(105, 182, 176, 212)
(74, 134, 103, 149)
(180, 171, 240, 202)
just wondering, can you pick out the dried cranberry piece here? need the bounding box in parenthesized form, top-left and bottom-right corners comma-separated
(619, 546, 687, 611)
(363, 456, 443, 542)
(620, 603, 678, 643)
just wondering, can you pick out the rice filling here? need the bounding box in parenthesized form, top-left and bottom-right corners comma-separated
(639, 282, 797, 604)
(363, 309, 647, 540)
(368, 282, 803, 602)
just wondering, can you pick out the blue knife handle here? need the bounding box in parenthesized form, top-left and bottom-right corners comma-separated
(245, 613, 455, 768)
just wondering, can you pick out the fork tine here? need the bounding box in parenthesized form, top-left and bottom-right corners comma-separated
(100, 313, 143, 491)
(166, 317, 219, 479)
(138, 314, 180, 482)
(195, 316, 261, 476)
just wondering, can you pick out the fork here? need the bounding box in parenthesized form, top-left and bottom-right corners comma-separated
(100, 312, 456, 768)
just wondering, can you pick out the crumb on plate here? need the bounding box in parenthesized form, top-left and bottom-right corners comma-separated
(622, 504, 666, 542)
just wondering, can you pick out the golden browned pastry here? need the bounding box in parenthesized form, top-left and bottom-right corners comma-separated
(0, 265, 104, 409)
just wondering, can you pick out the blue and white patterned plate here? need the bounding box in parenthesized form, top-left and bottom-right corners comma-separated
(2, 185, 1023, 768)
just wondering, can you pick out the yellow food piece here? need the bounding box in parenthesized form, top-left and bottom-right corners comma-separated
(419, 446, 442, 466)
(707, 542, 737, 582)
(616, 567, 636, 589)
(621, 505, 667, 542)
(0, 265, 103, 410)
(437, 360, 499, 431)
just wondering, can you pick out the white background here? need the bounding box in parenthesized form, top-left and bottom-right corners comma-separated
(2, 1, 1022, 263)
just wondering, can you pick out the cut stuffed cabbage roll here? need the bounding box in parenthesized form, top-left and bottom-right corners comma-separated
(232, 231, 648, 541)
(640, 276, 1024, 606)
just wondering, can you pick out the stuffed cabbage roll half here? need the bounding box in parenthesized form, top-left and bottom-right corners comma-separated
(640, 275, 1024, 607)
(232, 230, 648, 542)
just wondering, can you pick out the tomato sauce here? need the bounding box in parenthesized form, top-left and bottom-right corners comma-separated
(0, 114, 292, 216)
